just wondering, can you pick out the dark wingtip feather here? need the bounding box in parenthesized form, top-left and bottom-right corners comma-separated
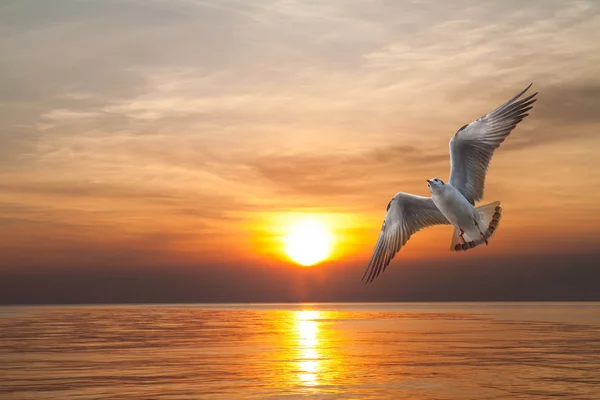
(488, 83, 536, 118)
(513, 82, 534, 101)
(362, 262, 374, 283)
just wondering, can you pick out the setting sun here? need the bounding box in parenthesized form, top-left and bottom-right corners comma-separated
(283, 219, 333, 266)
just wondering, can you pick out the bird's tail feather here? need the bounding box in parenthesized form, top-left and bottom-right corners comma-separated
(451, 201, 502, 252)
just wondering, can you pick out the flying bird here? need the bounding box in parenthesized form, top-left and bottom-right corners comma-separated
(362, 83, 538, 283)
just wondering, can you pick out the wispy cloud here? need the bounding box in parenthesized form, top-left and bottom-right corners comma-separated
(1, 0, 599, 271)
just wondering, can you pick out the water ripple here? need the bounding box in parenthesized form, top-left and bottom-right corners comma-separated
(1, 303, 599, 399)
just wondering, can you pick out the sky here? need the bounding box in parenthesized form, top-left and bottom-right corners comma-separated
(1, 0, 599, 303)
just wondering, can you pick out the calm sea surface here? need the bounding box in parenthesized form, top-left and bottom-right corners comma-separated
(1, 303, 599, 399)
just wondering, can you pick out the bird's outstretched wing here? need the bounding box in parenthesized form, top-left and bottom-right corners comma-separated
(448, 84, 538, 205)
(362, 193, 449, 283)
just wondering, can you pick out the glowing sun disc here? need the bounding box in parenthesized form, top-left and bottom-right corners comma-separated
(283, 219, 333, 266)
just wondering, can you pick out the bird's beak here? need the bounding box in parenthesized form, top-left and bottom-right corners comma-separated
(426, 179, 432, 184)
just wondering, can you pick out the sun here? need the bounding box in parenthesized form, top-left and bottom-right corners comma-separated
(283, 218, 333, 266)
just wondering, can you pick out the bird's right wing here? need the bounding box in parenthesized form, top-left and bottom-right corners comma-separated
(449, 84, 537, 204)
(362, 193, 449, 283)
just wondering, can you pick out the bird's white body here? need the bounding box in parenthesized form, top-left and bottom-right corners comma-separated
(430, 182, 481, 242)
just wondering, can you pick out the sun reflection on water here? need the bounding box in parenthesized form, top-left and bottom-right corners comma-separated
(295, 310, 321, 386)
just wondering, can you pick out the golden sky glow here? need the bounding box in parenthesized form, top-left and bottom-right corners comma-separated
(1, 0, 600, 273)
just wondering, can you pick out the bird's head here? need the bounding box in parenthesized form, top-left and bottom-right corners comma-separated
(427, 178, 445, 193)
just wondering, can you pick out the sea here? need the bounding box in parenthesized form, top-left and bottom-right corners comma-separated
(1, 303, 599, 399)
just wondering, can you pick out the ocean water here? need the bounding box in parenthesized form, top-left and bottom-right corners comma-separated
(1, 303, 599, 399)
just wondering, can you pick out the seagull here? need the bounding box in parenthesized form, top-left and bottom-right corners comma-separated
(362, 83, 538, 283)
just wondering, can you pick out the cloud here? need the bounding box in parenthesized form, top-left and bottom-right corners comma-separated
(534, 83, 600, 124)
(1, 0, 600, 288)
(0, 181, 177, 201)
(246, 145, 448, 201)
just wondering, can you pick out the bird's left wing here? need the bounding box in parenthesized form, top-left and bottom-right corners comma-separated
(362, 193, 449, 283)
(449, 84, 538, 205)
